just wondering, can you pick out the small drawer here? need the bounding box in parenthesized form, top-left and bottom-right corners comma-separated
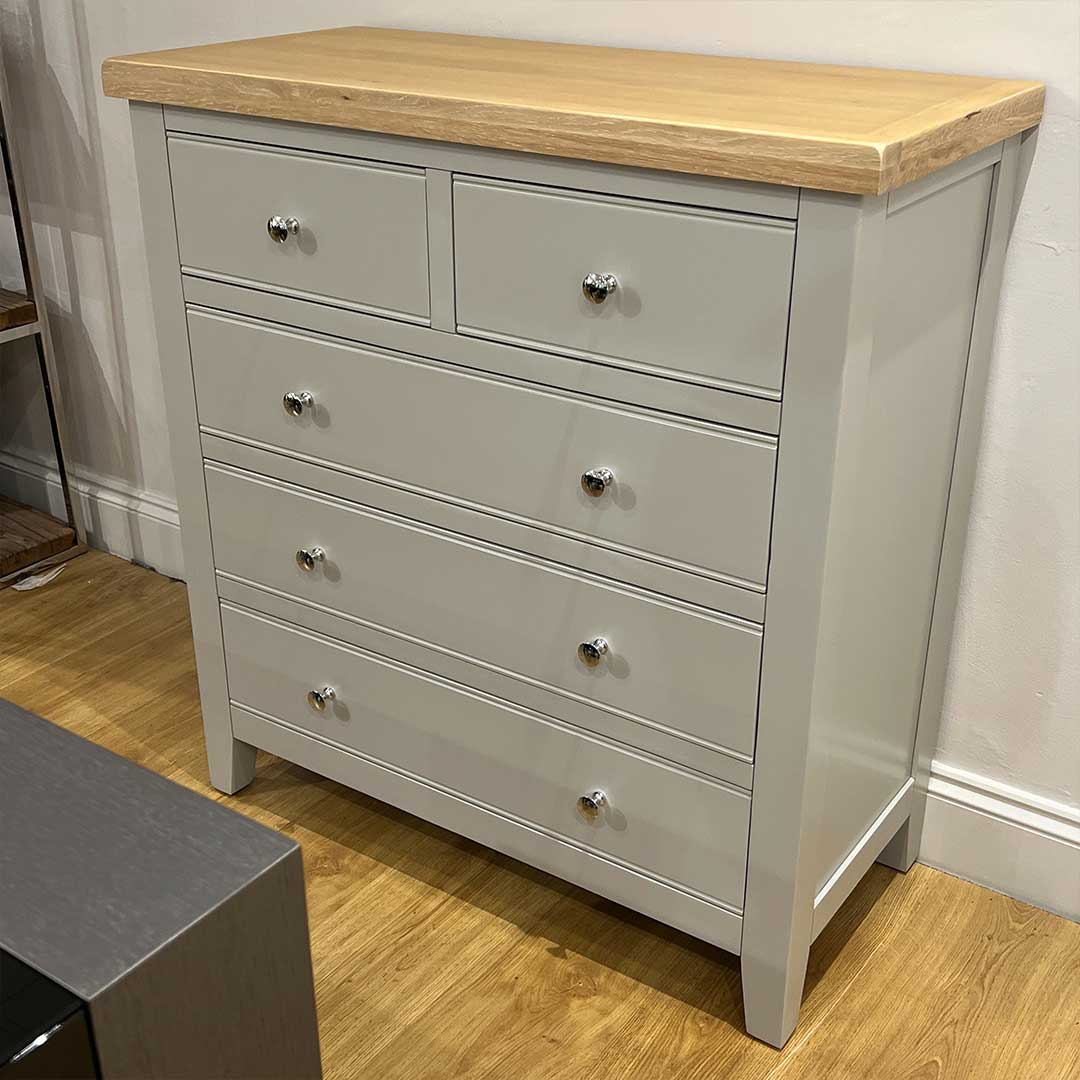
(454, 178, 794, 393)
(168, 136, 430, 320)
(189, 311, 776, 587)
(205, 464, 762, 758)
(221, 603, 751, 909)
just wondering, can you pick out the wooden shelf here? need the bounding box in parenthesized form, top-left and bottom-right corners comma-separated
(0, 496, 76, 579)
(0, 48, 83, 573)
(0, 286, 36, 331)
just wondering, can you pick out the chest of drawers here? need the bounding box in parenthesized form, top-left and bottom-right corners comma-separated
(103, 28, 1042, 1049)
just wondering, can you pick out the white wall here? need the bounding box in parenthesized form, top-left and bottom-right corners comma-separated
(1, 1, 1076, 916)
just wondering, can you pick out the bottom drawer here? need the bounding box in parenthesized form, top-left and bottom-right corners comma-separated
(221, 603, 750, 910)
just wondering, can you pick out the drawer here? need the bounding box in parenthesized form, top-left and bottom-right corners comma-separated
(190, 311, 776, 587)
(454, 178, 794, 393)
(205, 464, 762, 758)
(168, 136, 430, 320)
(221, 604, 751, 908)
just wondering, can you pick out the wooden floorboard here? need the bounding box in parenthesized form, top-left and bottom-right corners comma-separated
(2, 549, 1077, 1080)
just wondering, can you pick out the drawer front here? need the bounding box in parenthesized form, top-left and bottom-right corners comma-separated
(169, 136, 430, 319)
(454, 179, 794, 393)
(221, 604, 751, 908)
(206, 464, 762, 757)
(190, 312, 776, 587)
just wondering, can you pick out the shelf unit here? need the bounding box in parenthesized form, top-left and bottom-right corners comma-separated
(0, 46, 85, 584)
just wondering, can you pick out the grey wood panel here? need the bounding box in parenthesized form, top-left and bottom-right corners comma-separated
(168, 134, 430, 320)
(91, 851, 320, 1080)
(201, 432, 767, 622)
(129, 102, 254, 791)
(205, 462, 762, 758)
(163, 106, 799, 220)
(454, 178, 794, 394)
(231, 704, 745, 955)
(0, 701, 294, 999)
(183, 276, 782, 433)
(188, 310, 777, 588)
(220, 603, 752, 911)
(880, 134, 1026, 873)
(741, 190, 888, 1049)
(0, 701, 320, 1079)
(810, 165, 995, 894)
(425, 167, 456, 331)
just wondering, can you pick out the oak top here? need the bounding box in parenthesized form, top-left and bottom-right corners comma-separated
(102, 26, 1043, 195)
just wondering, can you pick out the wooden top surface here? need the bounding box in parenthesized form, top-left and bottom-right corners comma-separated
(102, 26, 1043, 194)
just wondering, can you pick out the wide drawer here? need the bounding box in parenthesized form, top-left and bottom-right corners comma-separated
(220, 604, 751, 908)
(454, 178, 794, 393)
(168, 136, 430, 320)
(205, 463, 762, 758)
(189, 311, 776, 587)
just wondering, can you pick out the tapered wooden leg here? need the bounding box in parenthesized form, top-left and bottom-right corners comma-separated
(738, 190, 888, 1053)
(207, 733, 256, 794)
(131, 101, 258, 801)
(740, 942, 810, 1048)
(877, 810, 921, 873)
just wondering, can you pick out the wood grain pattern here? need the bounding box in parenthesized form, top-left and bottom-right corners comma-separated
(100, 27, 1044, 194)
(0, 495, 75, 578)
(2, 549, 1077, 1078)
(0, 286, 36, 331)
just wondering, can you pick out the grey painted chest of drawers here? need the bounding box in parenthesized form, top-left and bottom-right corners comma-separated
(108, 27, 1041, 1050)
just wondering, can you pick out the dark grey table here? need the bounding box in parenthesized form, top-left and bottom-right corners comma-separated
(0, 701, 321, 1078)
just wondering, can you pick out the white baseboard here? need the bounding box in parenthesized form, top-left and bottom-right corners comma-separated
(922, 760, 1080, 922)
(0, 448, 184, 580)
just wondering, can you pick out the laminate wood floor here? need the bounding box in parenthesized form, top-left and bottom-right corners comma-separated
(2, 550, 1077, 1079)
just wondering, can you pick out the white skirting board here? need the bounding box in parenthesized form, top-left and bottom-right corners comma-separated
(0, 447, 183, 579)
(922, 759, 1080, 922)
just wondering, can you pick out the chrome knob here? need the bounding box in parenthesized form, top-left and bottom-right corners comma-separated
(295, 546, 326, 572)
(283, 390, 314, 416)
(307, 685, 336, 711)
(582, 272, 618, 304)
(580, 466, 615, 497)
(577, 789, 607, 821)
(577, 637, 610, 668)
(267, 214, 300, 243)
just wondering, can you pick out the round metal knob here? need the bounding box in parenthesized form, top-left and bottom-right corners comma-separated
(577, 789, 607, 821)
(307, 685, 336, 711)
(577, 637, 610, 668)
(580, 466, 615, 497)
(267, 215, 300, 243)
(283, 390, 314, 416)
(295, 546, 326, 572)
(582, 272, 618, 304)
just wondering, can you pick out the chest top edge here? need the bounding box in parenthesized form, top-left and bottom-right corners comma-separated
(101, 26, 1044, 196)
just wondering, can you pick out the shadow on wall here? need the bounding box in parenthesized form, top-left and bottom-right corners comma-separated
(0, 0, 157, 567)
